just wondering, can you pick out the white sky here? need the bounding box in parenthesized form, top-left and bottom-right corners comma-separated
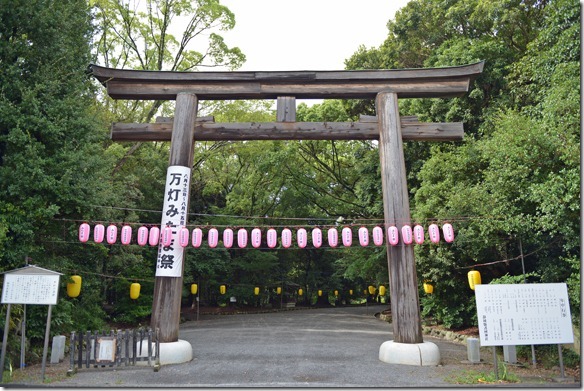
(219, 0, 411, 71)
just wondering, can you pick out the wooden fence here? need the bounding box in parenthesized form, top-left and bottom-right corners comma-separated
(67, 328, 159, 374)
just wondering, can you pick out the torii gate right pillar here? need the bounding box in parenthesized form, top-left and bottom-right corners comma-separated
(376, 92, 440, 366)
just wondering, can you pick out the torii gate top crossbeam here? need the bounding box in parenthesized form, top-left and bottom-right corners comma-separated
(89, 61, 484, 101)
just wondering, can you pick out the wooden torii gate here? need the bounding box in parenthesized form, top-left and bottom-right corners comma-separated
(90, 61, 483, 365)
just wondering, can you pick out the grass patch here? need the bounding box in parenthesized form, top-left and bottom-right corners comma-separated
(445, 364, 520, 385)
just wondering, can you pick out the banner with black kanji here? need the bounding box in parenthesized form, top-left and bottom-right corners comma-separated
(156, 165, 191, 277)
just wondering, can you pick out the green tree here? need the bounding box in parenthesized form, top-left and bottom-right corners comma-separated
(345, 0, 579, 328)
(0, 0, 116, 363)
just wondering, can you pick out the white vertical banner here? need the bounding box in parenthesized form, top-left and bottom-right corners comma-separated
(156, 165, 191, 277)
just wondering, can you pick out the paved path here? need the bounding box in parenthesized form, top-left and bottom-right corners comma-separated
(50, 305, 577, 388)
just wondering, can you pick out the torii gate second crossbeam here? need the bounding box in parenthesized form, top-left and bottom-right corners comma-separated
(90, 61, 484, 366)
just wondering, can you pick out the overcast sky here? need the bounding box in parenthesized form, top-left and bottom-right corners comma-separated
(218, 0, 411, 71)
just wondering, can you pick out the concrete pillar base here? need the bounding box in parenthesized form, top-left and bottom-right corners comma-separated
(379, 340, 440, 366)
(136, 339, 193, 366)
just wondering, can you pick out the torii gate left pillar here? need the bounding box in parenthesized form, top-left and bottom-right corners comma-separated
(150, 92, 198, 363)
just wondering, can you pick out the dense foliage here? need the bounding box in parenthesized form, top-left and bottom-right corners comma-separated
(0, 0, 579, 368)
(345, 0, 580, 328)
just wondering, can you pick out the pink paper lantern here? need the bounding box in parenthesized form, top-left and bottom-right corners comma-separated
(191, 228, 203, 248)
(401, 225, 413, 245)
(179, 226, 190, 247)
(312, 228, 322, 248)
(387, 226, 399, 246)
(358, 226, 369, 247)
(267, 228, 278, 248)
(79, 223, 90, 243)
(342, 227, 352, 247)
(149, 226, 160, 246)
(428, 223, 440, 244)
(223, 228, 234, 248)
(93, 223, 105, 243)
(121, 225, 132, 245)
(208, 228, 219, 248)
(281, 228, 292, 248)
(413, 225, 425, 245)
(442, 223, 455, 243)
(137, 226, 149, 246)
(237, 228, 248, 248)
(372, 226, 384, 246)
(106, 224, 118, 245)
(161, 226, 173, 247)
(327, 228, 338, 247)
(297, 228, 307, 248)
(251, 228, 262, 248)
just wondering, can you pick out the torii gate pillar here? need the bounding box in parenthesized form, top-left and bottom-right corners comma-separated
(150, 92, 198, 364)
(377, 92, 440, 365)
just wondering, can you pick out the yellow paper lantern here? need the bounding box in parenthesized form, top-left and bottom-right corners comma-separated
(220, 285, 226, 295)
(130, 283, 141, 300)
(423, 282, 434, 294)
(334, 290, 338, 297)
(468, 270, 481, 290)
(368, 285, 375, 295)
(378, 285, 386, 296)
(67, 275, 82, 298)
(191, 284, 198, 295)
(349, 289, 353, 295)
(254, 287, 260, 295)
(298, 288, 303, 296)
(318, 290, 322, 297)
(276, 287, 282, 295)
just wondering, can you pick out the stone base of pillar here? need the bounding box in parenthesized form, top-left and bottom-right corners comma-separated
(136, 339, 193, 366)
(379, 340, 440, 366)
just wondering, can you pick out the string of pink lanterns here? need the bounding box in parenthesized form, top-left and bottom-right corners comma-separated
(78, 222, 455, 248)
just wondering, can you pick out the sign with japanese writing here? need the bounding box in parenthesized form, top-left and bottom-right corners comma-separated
(1, 274, 60, 305)
(475, 283, 573, 346)
(95, 337, 116, 363)
(156, 165, 191, 277)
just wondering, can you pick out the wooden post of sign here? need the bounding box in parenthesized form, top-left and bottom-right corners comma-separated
(150, 92, 198, 343)
(0, 303, 11, 382)
(377, 92, 423, 344)
(40, 304, 53, 382)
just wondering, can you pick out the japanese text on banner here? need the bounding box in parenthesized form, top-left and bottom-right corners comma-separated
(156, 165, 191, 277)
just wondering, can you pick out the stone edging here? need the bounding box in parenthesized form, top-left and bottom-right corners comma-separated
(376, 312, 474, 344)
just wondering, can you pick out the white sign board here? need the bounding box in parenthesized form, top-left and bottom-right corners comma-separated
(475, 283, 573, 346)
(156, 165, 191, 277)
(1, 274, 60, 305)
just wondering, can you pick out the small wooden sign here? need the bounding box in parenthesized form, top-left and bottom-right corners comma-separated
(95, 337, 116, 363)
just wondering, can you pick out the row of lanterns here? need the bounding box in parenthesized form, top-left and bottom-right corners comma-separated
(208, 284, 388, 297)
(78, 223, 455, 248)
(65, 271, 481, 301)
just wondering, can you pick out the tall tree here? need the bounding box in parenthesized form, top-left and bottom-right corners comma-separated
(344, 0, 579, 328)
(91, 0, 245, 172)
(0, 0, 118, 359)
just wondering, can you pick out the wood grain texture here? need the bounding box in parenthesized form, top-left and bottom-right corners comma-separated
(276, 96, 296, 122)
(150, 93, 198, 343)
(89, 62, 484, 100)
(377, 92, 423, 344)
(111, 120, 464, 142)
